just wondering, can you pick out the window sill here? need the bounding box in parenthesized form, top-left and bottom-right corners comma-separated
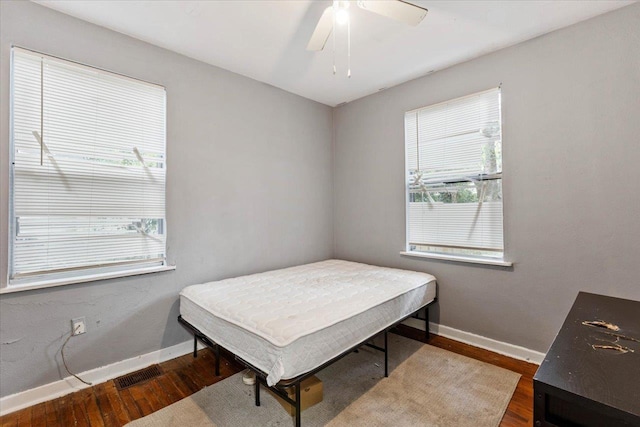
(400, 251, 513, 267)
(0, 265, 176, 294)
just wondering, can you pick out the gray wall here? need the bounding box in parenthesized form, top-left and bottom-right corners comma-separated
(0, 1, 333, 397)
(1, 0, 639, 401)
(333, 3, 640, 353)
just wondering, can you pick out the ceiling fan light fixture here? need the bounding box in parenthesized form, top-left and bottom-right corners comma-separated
(335, 8, 349, 25)
(309, 0, 428, 78)
(333, 0, 350, 25)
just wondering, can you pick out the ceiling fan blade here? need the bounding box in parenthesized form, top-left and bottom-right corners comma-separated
(307, 6, 334, 51)
(357, 0, 428, 26)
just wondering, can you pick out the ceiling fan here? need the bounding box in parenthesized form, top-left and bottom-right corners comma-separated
(307, 0, 429, 52)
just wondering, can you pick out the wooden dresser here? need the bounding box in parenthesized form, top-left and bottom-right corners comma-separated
(533, 292, 640, 426)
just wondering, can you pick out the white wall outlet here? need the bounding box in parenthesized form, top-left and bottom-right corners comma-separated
(71, 317, 86, 335)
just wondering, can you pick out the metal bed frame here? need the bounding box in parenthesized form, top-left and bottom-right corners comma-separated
(178, 299, 434, 427)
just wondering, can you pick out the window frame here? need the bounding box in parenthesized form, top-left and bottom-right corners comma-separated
(3, 46, 175, 293)
(401, 87, 512, 267)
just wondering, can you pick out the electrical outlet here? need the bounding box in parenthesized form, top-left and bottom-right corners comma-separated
(71, 317, 86, 335)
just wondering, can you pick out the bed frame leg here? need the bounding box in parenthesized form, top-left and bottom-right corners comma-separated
(295, 383, 301, 427)
(254, 379, 260, 406)
(384, 330, 389, 378)
(424, 306, 430, 342)
(215, 345, 220, 376)
(193, 336, 198, 358)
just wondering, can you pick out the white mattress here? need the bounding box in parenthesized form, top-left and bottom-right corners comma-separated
(180, 259, 436, 386)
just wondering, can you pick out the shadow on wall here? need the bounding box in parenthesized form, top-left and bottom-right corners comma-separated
(430, 299, 441, 326)
(163, 297, 190, 349)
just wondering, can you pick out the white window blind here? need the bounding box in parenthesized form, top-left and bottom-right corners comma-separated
(405, 88, 504, 258)
(9, 47, 167, 286)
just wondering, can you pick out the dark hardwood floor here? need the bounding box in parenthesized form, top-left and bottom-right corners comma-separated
(0, 328, 537, 427)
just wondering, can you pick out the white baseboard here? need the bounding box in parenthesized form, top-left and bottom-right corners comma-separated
(0, 340, 205, 416)
(403, 318, 545, 365)
(2, 322, 544, 416)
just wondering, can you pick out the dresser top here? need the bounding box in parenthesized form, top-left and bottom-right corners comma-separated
(534, 291, 640, 418)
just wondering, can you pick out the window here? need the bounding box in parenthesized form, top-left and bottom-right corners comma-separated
(404, 88, 506, 263)
(8, 47, 169, 289)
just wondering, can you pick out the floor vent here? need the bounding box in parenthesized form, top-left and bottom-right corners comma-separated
(115, 365, 163, 390)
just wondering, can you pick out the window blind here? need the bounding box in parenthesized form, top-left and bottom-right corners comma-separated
(10, 48, 167, 284)
(405, 88, 503, 256)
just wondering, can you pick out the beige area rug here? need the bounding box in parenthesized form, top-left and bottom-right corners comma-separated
(126, 335, 520, 427)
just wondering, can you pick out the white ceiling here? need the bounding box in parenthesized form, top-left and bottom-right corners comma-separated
(35, 0, 634, 107)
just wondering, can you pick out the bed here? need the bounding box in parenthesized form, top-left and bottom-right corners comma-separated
(178, 259, 437, 426)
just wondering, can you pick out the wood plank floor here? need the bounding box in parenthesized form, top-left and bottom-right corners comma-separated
(0, 328, 537, 427)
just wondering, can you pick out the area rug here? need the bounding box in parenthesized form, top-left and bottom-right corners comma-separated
(126, 334, 520, 427)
